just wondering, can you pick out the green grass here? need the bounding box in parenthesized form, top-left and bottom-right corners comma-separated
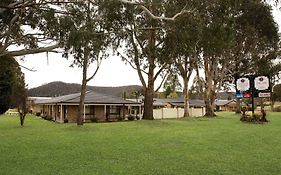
(1, 113, 281, 175)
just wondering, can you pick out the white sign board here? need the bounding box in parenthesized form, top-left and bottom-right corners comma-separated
(254, 76, 270, 91)
(258, 92, 271, 98)
(236, 77, 250, 91)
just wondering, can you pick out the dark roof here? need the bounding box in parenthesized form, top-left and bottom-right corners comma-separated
(189, 99, 205, 107)
(170, 100, 205, 107)
(215, 100, 234, 106)
(35, 91, 140, 105)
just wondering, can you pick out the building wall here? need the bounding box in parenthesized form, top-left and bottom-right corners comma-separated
(94, 106, 105, 120)
(153, 107, 205, 119)
(66, 105, 78, 123)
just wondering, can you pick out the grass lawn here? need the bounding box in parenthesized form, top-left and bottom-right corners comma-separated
(1, 112, 281, 175)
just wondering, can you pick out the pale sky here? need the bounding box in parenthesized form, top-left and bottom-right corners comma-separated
(19, 7, 281, 89)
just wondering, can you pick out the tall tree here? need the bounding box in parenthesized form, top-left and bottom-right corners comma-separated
(194, 0, 279, 117)
(60, 1, 108, 125)
(103, 0, 194, 120)
(162, 1, 199, 117)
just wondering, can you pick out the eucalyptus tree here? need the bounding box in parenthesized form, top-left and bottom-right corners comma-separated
(228, 0, 280, 113)
(193, 0, 279, 117)
(162, 0, 200, 117)
(59, 1, 108, 125)
(102, 0, 194, 120)
(0, 0, 66, 57)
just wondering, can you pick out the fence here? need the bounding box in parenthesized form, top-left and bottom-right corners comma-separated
(153, 107, 205, 119)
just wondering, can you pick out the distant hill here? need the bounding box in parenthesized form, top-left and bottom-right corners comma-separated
(28, 81, 143, 98)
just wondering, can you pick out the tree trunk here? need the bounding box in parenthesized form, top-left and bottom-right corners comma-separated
(183, 77, 190, 117)
(20, 114, 25, 126)
(143, 86, 154, 120)
(142, 22, 156, 120)
(260, 98, 264, 110)
(235, 98, 241, 113)
(142, 52, 155, 120)
(204, 70, 216, 117)
(77, 49, 89, 126)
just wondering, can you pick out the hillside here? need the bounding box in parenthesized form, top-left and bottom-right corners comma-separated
(28, 81, 143, 98)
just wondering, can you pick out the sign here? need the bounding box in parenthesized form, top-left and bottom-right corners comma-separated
(258, 92, 271, 98)
(235, 92, 243, 99)
(243, 92, 251, 98)
(254, 76, 270, 91)
(236, 77, 250, 91)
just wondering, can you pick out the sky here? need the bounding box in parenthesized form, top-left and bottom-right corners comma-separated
(18, 53, 141, 89)
(18, 6, 281, 89)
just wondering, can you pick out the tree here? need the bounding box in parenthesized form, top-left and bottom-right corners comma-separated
(189, 76, 205, 100)
(0, 56, 14, 114)
(194, 0, 279, 117)
(162, 1, 199, 117)
(0, 55, 27, 125)
(272, 84, 281, 107)
(103, 0, 194, 120)
(59, 1, 108, 125)
(163, 72, 182, 98)
(0, 0, 66, 57)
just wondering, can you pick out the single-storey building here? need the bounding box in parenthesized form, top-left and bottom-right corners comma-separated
(215, 99, 247, 112)
(33, 91, 141, 123)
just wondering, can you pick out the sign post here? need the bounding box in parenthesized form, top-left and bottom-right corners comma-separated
(235, 75, 271, 116)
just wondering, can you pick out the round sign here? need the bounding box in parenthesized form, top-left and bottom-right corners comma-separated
(254, 76, 269, 90)
(236, 77, 250, 91)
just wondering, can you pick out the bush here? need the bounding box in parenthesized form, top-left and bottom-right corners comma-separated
(272, 106, 281, 112)
(117, 116, 123, 121)
(35, 112, 41, 117)
(90, 117, 98, 123)
(64, 118, 69, 123)
(45, 116, 53, 121)
(240, 110, 268, 123)
(127, 115, 135, 121)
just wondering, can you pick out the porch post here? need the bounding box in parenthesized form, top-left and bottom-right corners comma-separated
(122, 104, 125, 119)
(139, 105, 141, 115)
(60, 104, 63, 122)
(49, 105, 53, 120)
(83, 105, 86, 122)
(104, 105, 107, 121)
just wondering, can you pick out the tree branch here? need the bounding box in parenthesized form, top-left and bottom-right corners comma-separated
(86, 59, 101, 82)
(0, 43, 60, 57)
(155, 71, 169, 92)
(118, 0, 195, 21)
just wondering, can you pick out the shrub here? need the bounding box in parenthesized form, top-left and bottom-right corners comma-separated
(240, 110, 268, 123)
(90, 117, 98, 123)
(35, 112, 41, 117)
(45, 116, 53, 121)
(64, 118, 69, 123)
(272, 106, 281, 112)
(127, 115, 135, 121)
(117, 116, 123, 121)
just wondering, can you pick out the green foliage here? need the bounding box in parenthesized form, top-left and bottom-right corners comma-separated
(0, 0, 61, 55)
(0, 55, 26, 114)
(1, 113, 281, 174)
(273, 84, 281, 102)
(189, 76, 205, 100)
(163, 72, 182, 98)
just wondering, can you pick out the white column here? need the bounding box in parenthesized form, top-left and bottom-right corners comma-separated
(60, 104, 63, 122)
(83, 105, 86, 122)
(104, 105, 107, 120)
